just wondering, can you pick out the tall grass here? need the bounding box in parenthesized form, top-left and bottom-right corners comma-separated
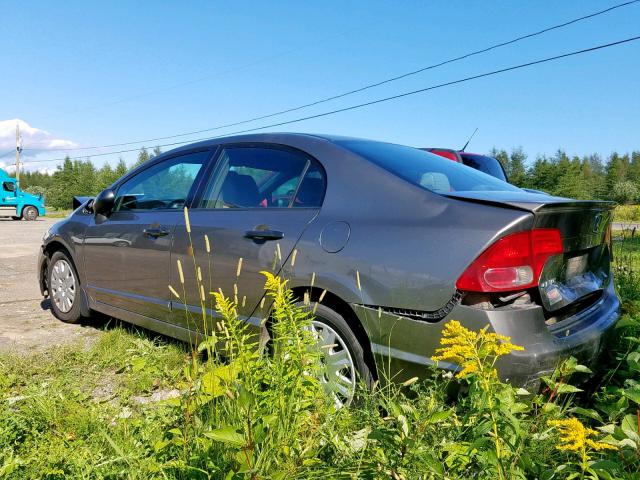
(1, 214, 639, 478)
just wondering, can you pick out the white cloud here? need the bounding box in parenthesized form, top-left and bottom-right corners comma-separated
(0, 119, 78, 174)
(0, 118, 77, 151)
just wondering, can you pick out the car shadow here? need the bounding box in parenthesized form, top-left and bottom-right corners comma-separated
(40, 298, 189, 351)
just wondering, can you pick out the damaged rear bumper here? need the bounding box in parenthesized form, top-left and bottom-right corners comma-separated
(355, 281, 620, 388)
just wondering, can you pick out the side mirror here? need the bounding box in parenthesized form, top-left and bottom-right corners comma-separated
(93, 189, 116, 216)
(2, 181, 16, 192)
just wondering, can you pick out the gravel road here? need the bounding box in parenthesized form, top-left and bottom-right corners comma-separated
(0, 217, 101, 354)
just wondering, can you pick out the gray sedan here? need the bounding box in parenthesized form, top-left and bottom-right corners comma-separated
(38, 133, 619, 403)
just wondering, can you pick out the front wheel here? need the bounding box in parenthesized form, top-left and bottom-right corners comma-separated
(304, 303, 374, 408)
(23, 206, 38, 221)
(48, 251, 83, 324)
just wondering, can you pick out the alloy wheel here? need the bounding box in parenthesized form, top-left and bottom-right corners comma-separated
(51, 259, 76, 313)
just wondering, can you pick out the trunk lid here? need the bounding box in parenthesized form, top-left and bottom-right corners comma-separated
(446, 191, 615, 313)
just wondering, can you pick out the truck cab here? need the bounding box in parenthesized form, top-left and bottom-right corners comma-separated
(0, 168, 46, 220)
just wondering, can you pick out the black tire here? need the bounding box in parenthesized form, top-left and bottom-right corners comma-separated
(23, 206, 38, 221)
(299, 302, 374, 406)
(48, 251, 83, 324)
(11, 216, 21, 221)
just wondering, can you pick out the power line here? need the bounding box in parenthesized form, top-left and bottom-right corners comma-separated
(21, 34, 640, 166)
(0, 149, 15, 159)
(24, 0, 640, 155)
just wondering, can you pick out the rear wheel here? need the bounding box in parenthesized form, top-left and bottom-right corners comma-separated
(48, 251, 83, 324)
(303, 303, 374, 408)
(23, 206, 38, 221)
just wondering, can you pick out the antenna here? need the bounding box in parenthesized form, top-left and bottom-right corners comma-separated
(461, 127, 478, 152)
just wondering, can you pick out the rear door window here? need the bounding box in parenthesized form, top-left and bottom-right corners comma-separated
(197, 146, 326, 209)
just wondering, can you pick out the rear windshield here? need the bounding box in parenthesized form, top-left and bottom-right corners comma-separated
(337, 140, 520, 194)
(460, 153, 507, 182)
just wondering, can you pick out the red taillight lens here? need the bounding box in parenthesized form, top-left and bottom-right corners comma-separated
(456, 228, 563, 292)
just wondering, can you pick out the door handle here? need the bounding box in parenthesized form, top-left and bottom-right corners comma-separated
(244, 229, 285, 241)
(143, 227, 170, 238)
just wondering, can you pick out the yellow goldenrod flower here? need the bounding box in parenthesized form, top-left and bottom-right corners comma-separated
(431, 320, 524, 379)
(548, 418, 617, 458)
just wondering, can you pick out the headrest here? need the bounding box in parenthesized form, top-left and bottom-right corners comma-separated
(296, 177, 325, 206)
(220, 171, 260, 207)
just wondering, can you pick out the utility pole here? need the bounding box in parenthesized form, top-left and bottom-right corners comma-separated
(15, 122, 22, 184)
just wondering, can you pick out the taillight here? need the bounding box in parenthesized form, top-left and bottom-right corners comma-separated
(456, 228, 563, 292)
(429, 149, 460, 162)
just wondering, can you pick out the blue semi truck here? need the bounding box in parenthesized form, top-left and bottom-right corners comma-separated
(0, 168, 46, 220)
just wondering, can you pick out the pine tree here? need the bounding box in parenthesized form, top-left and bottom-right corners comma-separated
(508, 147, 527, 187)
(135, 148, 151, 167)
(115, 158, 129, 178)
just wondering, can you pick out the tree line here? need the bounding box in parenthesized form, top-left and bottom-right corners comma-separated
(17, 147, 161, 210)
(491, 147, 640, 204)
(13, 146, 640, 211)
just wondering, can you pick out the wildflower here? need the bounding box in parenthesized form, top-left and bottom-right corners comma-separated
(204, 234, 210, 253)
(431, 320, 523, 379)
(356, 270, 362, 291)
(548, 418, 617, 458)
(291, 249, 298, 267)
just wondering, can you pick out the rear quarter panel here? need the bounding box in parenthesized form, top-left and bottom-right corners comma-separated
(288, 141, 533, 312)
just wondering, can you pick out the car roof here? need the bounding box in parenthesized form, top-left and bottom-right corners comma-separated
(165, 132, 374, 154)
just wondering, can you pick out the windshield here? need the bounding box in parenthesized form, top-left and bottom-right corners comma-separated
(460, 153, 507, 182)
(337, 140, 521, 194)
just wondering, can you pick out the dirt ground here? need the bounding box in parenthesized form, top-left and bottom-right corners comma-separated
(0, 217, 101, 354)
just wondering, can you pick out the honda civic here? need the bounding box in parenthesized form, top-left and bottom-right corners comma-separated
(38, 133, 619, 404)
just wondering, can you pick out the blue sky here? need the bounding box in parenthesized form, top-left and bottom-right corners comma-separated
(1, 0, 639, 171)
